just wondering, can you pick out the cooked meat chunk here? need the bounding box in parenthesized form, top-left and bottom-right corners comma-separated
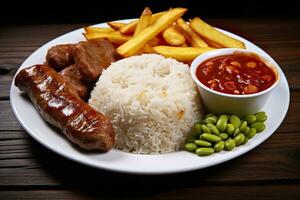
(59, 65, 92, 100)
(15, 64, 115, 151)
(74, 39, 119, 81)
(46, 44, 75, 71)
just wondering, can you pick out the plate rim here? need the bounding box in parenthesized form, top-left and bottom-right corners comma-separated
(10, 19, 290, 174)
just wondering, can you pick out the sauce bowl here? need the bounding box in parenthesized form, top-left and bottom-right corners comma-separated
(190, 48, 281, 117)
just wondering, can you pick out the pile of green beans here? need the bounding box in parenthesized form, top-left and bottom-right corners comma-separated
(184, 111, 267, 156)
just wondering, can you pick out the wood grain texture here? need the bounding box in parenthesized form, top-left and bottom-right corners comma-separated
(0, 18, 299, 199)
(0, 185, 300, 200)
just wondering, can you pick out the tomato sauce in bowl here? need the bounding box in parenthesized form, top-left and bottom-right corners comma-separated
(196, 54, 277, 95)
(190, 48, 281, 116)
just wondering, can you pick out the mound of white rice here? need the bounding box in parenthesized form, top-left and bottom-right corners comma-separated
(89, 54, 202, 154)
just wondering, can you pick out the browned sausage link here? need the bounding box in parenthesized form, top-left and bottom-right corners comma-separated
(15, 64, 115, 151)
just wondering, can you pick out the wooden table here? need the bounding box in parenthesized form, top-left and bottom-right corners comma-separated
(0, 18, 299, 199)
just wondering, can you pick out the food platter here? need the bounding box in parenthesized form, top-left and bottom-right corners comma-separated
(10, 19, 290, 174)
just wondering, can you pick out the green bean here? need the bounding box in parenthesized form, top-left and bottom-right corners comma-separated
(186, 138, 196, 143)
(224, 114, 230, 119)
(184, 143, 198, 152)
(201, 133, 221, 143)
(245, 114, 256, 125)
(229, 115, 241, 128)
(233, 127, 240, 137)
(226, 124, 235, 136)
(188, 130, 198, 140)
(214, 141, 225, 152)
(205, 114, 218, 120)
(220, 133, 229, 140)
(246, 127, 256, 139)
(194, 123, 202, 134)
(188, 111, 267, 156)
(234, 133, 245, 146)
(242, 137, 248, 145)
(241, 126, 250, 135)
(225, 138, 236, 151)
(250, 122, 266, 133)
(195, 140, 212, 147)
(196, 147, 215, 156)
(240, 121, 248, 131)
(202, 124, 211, 134)
(207, 123, 220, 135)
(256, 111, 267, 122)
(216, 115, 228, 132)
(203, 117, 217, 124)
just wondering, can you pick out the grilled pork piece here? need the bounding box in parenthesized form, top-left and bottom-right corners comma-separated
(59, 65, 91, 100)
(74, 39, 119, 81)
(46, 44, 75, 71)
(15, 64, 115, 151)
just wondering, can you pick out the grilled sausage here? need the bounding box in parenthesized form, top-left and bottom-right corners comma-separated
(15, 64, 115, 151)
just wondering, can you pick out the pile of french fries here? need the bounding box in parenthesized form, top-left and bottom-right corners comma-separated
(83, 7, 245, 62)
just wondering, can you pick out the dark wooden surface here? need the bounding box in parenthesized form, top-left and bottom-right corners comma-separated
(0, 18, 300, 199)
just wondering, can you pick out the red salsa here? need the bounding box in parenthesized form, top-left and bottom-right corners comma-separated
(196, 53, 277, 95)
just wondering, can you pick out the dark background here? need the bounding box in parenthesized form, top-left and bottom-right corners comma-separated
(2, 0, 300, 24)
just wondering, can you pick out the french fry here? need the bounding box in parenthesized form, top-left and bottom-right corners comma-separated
(180, 43, 188, 47)
(134, 7, 152, 36)
(153, 46, 215, 61)
(176, 18, 208, 48)
(117, 8, 187, 57)
(190, 17, 245, 49)
(119, 21, 137, 35)
(162, 25, 186, 46)
(84, 27, 114, 33)
(83, 31, 131, 45)
(204, 38, 223, 48)
(148, 36, 160, 46)
(142, 37, 159, 54)
(150, 11, 167, 23)
(142, 44, 156, 53)
(119, 11, 167, 35)
(107, 22, 126, 30)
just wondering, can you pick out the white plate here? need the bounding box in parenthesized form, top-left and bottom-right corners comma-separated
(10, 19, 290, 174)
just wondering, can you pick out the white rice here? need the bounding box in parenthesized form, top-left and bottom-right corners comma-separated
(89, 54, 202, 154)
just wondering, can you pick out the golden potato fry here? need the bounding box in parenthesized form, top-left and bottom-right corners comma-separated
(180, 43, 188, 47)
(83, 31, 131, 45)
(176, 18, 208, 47)
(119, 21, 137, 35)
(119, 11, 167, 35)
(152, 46, 215, 61)
(117, 8, 187, 57)
(142, 44, 156, 53)
(106, 22, 126, 30)
(148, 36, 160, 46)
(134, 7, 152, 36)
(204, 38, 223, 48)
(162, 25, 186, 46)
(84, 27, 114, 33)
(149, 11, 167, 23)
(190, 17, 245, 49)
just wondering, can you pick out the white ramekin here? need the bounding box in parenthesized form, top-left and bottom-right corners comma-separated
(190, 48, 281, 117)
